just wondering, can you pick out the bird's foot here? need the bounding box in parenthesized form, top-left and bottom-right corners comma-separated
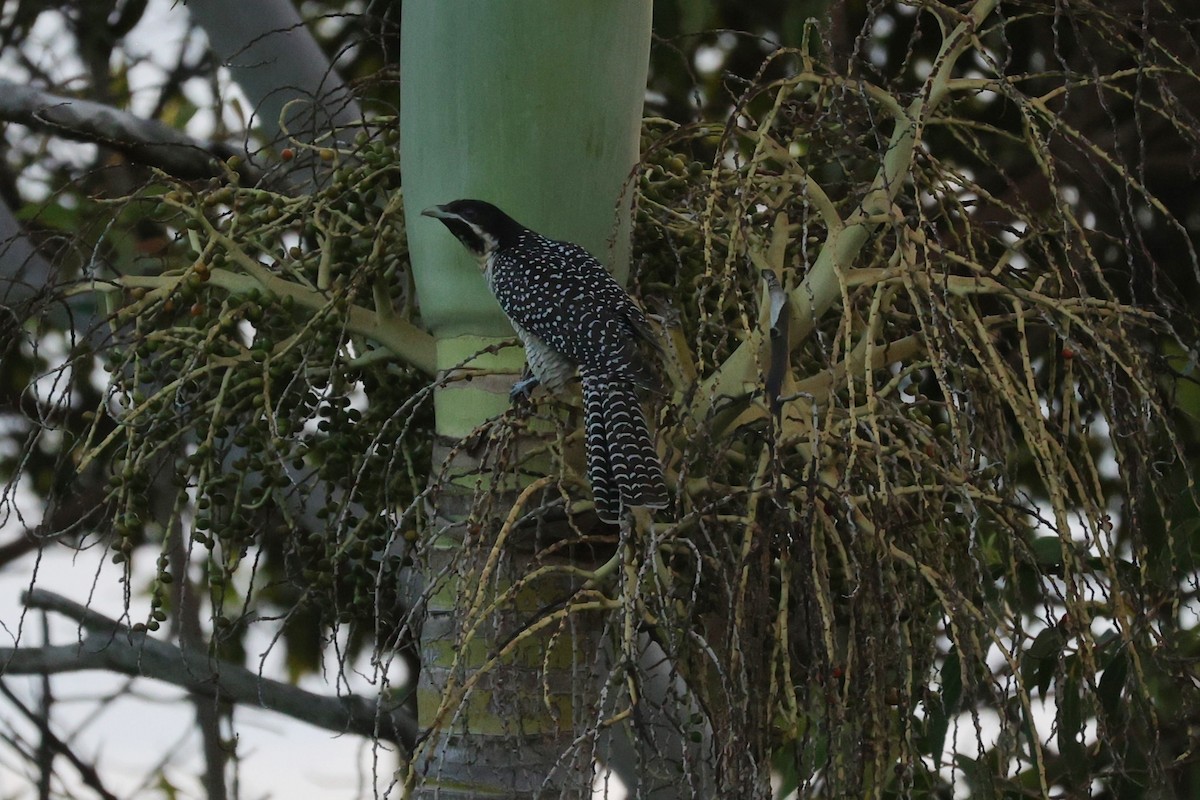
(509, 375, 540, 403)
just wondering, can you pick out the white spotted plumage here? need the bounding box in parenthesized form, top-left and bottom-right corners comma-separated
(423, 200, 668, 522)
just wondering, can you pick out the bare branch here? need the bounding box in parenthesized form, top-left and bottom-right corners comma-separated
(2, 590, 415, 752)
(185, 0, 365, 143)
(0, 679, 119, 800)
(0, 79, 264, 184)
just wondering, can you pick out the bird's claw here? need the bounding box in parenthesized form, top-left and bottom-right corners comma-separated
(509, 375, 540, 403)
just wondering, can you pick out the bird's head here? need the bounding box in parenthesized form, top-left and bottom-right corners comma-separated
(421, 199, 524, 262)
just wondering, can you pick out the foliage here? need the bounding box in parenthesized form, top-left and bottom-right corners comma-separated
(1, 0, 1199, 797)
(81, 130, 429, 645)
(626, 0, 1200, 795)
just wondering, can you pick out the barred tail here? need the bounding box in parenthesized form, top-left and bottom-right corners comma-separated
(581, 374, 668, 523)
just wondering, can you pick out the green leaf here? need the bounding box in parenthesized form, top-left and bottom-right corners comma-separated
(1028, 626, 1064, 660)
(1056, 659, 1087, 781)
(1098, 649, 1128, 721)
(957, 754, 997, 800)
(922, 711, 950, 765)
(1030, 536, 1064, 566)
(16, 199, 81, 232)
(942, 647, 963, 714)
(155, 772, 180, 800)
(1022, 627, 1063, 698)
(1165, 339, 1200, 422)
(772, 745, 799, 798)
(160, 94, 199, 130)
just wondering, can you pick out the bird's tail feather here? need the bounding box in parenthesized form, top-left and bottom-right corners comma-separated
(582, 375, 668, 523)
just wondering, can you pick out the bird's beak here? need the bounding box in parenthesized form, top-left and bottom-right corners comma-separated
(421, 205, 449, 219)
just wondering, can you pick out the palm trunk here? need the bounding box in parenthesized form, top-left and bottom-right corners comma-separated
(400, 2, 652, 794)
(404, 433, 602, 798)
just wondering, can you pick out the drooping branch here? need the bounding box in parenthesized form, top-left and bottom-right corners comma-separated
(1, 590, 416, 753)
(688, 0, 1000, 424)
(0, 79, 264, 184)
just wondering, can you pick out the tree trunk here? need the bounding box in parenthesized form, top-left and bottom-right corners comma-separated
(399, 2, 652, 793)
(404, 429, 602, 798)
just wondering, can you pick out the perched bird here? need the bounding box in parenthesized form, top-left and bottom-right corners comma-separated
(422, 199, 668, 523)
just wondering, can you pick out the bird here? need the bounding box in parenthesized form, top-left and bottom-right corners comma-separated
(422, 199, 668, 523)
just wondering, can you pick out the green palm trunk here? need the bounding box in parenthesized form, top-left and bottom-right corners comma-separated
(400, 2, 652, 794)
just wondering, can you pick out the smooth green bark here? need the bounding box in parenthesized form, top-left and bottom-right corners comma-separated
(400, 3, 653, 797)
(401, 0, 651, 339)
